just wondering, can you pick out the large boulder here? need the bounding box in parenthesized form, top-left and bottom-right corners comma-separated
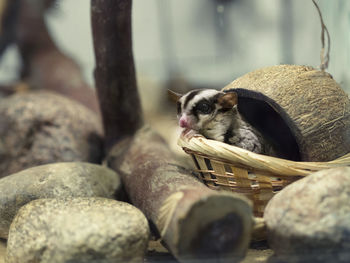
(264, 167, 350, 262)
(0, 162, 121, 239)
(0, 91, 103, 177)
(6, 198, 150, 263)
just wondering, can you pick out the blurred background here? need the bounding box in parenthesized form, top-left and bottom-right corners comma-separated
(0, 0, 348, 155)
(0, 0, 347, 87)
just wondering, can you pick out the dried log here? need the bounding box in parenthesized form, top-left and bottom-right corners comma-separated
(0, 0, 57, 58)
(13, 0, 100, 114)
(107, 126, 253, 261)
(91, 0, 253, 261)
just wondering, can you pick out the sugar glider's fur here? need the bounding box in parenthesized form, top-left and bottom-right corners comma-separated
(169, 89, 276, 156)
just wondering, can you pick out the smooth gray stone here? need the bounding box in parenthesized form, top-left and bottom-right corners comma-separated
(0, 162, 121, 239)
(0, 91, 103, 178)
(264, 167, 350, 262)
(6, 198, 150, 263)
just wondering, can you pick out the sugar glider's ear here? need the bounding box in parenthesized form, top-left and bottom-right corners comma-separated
(217, 92, 238, 109)
(168, 89, 182, 103)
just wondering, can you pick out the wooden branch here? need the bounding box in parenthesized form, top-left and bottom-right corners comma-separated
(13, 0, 100, 114)
(91, 0, 143, 150)
(0, 0, 20, 57)
(16, 0, 56, 61)
(107, 126, 253, 261)
(312, 0, 330, 71)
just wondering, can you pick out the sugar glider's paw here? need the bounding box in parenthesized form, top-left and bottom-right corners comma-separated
(181, 129, 199, 140)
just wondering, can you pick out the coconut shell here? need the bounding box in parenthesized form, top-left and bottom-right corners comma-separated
(223, 65, 350, 162)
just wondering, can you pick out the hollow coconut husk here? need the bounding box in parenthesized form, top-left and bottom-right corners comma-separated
(222, 64, 350, 162)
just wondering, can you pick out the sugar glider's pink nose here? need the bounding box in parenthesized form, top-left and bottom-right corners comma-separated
(179, 116, 189, 128)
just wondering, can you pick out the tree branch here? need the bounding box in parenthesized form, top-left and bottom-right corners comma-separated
(91, 0, 143, 150)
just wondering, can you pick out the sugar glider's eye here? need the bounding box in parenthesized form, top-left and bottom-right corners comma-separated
(196, 101, 212, 114)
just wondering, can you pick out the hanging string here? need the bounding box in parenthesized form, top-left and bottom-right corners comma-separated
(312, 0, 330, 71)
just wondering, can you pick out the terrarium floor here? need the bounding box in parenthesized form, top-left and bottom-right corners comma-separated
(0, 239, 272, 263)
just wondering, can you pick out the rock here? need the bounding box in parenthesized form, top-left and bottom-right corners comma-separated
(0, 91, 103, 178)
(6, 198, 150, 263)
(264, 167, 350, 262)
(0, 162, 121, 239)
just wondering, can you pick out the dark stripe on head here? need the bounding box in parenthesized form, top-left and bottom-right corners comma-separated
(184, 90, 201, 109)
(191, 108, 199, 120)
(177, 101, 181, 114)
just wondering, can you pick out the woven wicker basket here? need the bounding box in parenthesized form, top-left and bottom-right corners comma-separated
(178, 134, 350, 217)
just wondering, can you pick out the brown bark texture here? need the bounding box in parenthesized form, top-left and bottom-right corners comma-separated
(91, 0, 143, 150)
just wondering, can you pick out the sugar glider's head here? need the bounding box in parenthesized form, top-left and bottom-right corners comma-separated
(168, 89, 238, 131)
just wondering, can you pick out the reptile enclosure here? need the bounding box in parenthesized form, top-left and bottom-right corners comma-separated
(178, 65, 350, 216)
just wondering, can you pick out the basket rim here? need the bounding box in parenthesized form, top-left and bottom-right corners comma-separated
(178, 134, 350, 177)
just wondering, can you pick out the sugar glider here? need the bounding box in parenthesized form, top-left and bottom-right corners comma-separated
(169, 89, 276, 156)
